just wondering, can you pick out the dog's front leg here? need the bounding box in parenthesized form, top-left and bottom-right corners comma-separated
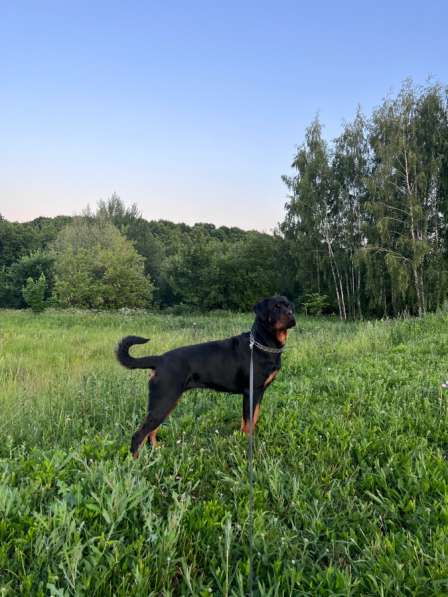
(241, 389, 264, 435)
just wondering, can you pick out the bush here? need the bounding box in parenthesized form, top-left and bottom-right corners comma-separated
(301, 292, 329, 315)
(22, 273, 47, 313)
(51, 220, 153, 309)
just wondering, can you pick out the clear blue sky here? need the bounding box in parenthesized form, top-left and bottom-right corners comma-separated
(1, 1, 447, 231)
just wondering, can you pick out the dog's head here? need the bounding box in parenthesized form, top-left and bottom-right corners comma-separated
(253, 296, 296, 345)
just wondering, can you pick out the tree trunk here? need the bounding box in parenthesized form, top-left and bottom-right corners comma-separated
(326, 238, 347, 320)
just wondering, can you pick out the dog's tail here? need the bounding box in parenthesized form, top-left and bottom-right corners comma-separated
(116, 336, 162, 370)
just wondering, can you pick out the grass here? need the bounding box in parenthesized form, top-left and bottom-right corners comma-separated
(1, 308, 448, 596)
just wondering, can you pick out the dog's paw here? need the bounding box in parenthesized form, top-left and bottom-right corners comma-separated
(146, 440, 161, 450)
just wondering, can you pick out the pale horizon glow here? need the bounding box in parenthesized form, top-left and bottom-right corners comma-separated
(1, 1, 447, 231)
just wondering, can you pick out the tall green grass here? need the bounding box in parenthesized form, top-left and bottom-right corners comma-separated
(1, 309, 448, 595)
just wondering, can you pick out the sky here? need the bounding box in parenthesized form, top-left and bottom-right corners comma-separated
(1, 1, 447, 232)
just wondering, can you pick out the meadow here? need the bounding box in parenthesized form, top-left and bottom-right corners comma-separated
(1, 309, 448, 596)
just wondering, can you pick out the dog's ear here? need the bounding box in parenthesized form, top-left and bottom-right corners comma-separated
(253, 298, 270, 321)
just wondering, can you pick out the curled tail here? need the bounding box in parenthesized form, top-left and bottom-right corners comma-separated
(116, 336, 162, 369)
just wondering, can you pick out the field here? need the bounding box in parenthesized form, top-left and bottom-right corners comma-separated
(1, 309, 448, 596)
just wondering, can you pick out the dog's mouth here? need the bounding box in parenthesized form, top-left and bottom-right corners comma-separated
(274, 316, 296, 330)
(276, 329, 288, 346)
(273, 316, 295, 346)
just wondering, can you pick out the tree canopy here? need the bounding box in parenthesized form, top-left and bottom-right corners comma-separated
(1, 79, 448, 317)
(281, 80, 448, 318)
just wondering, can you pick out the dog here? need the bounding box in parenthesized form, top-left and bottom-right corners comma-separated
(116, 295, 295, 458)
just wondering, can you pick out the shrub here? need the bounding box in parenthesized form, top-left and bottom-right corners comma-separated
(22, 273, 47, 313)
(51, 220, 153, 309)
(301, 292, 329, 315)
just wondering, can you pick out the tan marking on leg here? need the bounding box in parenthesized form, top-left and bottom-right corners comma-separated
(253, 403, 260, 427)
(264, 370, 278, 388)
(241, 418, 249, 434)
(148, 427, 159, 448)
(241, 405, 260, 436)
(145, 398, 181, 448)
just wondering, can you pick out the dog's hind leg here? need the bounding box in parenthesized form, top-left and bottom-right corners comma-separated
(131, 379, 182, 458)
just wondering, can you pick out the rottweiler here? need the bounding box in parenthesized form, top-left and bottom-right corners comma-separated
(116, 295, 295, 458)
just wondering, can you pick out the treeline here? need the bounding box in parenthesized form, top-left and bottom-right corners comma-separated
(281, 80, 448, 318)
(0, 196, 290, 312)
(1, 80, 448, 317)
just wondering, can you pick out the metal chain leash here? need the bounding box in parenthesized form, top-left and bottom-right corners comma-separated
(248, 336, 255, 597)
(247, 330, 285, 596)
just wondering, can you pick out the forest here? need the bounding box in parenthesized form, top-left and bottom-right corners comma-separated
(1, 80, 448, 318)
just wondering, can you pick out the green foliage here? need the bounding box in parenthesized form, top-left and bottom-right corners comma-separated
(9, 250, 55, 308)
(301, 292, 329, 315)
(282, 118, 347, 318)
(22, 272, 47, 313)
(2, 77, 448, 319)
(0, 214, 72, 270)
(0, 198, 290, 311)
(166, 230, 282, 311)
(218, 233, 283, 311)
(1, 310, 448, 594)
(165, 229, 220, 308)
(0, 216, 70, 309)
(51, 219, 153, 309)
(282, 80, 448, 319)
(0, 215, 40, 268)
(0, 266, 15, 307)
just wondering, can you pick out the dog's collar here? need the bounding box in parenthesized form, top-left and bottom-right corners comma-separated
(249, 329, 285, 354)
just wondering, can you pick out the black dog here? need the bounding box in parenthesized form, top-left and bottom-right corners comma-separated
(116, 296, 295, 458)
